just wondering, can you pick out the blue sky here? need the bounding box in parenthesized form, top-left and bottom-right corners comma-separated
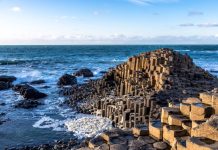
(0, 0, 218, 44)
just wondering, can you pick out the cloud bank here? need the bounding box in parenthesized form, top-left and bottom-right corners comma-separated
(1, 34, 218, 45)
(179, 23, 218, 27)
(128, 0, 179, 5)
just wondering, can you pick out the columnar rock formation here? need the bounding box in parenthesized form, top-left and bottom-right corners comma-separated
(65, 48, 218, 121)
(62, 48, 218, 149)
(78, 89, 218, 150)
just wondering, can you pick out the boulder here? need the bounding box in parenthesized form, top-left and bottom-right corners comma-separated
(15, 100, 41, 109)
(30, 80, 46, 85)
(74, 68, 94, 77)
(13, 84, 47, 100)
(153, 142, 168, 150)
(0, 81, 9, 90)
(58, 74, 77, 86)
(0, 75, 16, 83)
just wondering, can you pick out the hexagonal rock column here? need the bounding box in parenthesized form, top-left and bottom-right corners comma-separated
(132, 124, 149, 136)
(186, 137, 218, 150)
(163, 125, 188, 146)
(161, 107, 180, 124)
(149, 120, 163, 141)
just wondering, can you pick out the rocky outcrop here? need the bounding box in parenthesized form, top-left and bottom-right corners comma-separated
(0, 81, 10, 90)
(0, 75, 16, 83)
(7, 139, 78, 150)
(0, 75, 16, 90)
(65, 48, 218, 123)
(15, 100, 41, 109)
(13, 84, 47, 100)
(30, 79, 45, 85)
(12, 84, 47, 109)
(58, 74, 77, 86)
(74, 68, 94, 77)
(77, 128, 169, 150)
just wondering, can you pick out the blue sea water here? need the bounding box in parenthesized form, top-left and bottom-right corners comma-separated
(0, 45, 218, 148)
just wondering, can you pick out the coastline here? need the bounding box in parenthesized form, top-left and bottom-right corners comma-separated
(1, 47, 218, 150)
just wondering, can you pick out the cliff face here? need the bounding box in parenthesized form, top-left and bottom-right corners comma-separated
(64, 48, 218, 122)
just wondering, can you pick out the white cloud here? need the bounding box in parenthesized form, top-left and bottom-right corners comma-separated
(128, 0, 179, 5)
(179, 23, 218, 27)
(179, 23, 195, 27)
(188, 11, 204, 16)
(1, 34, 218, 45)
(197, 23, 218, 27)
(10, 6, 21, 12)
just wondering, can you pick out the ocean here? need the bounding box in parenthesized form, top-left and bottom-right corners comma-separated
(0, 45, 218, 148)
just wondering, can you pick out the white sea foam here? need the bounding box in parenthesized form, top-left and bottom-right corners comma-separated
(175, 49, 190, 52)
(33, 116, 65, 131)
(33, 114, 113, 138)
(65, 116, 112, 139)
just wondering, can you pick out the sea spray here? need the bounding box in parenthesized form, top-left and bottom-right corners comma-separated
(65, 116, 112, 139)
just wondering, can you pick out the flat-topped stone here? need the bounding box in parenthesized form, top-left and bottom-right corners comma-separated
(132, 124, 149, 136)
(180, 103, 191, 117)
(200, 92, 213, 105)
(163, 125, 188, 146)
(187, 137, 218, 150)
(168, 114, 189, 126)
(191, 103, 214, 116)
(100, 128, 126, 142)
(88, 136, 106, 149)
(161, 107, 180, 124)
(182, 97, 201, 104)
(153, 141, 168, 150)
(181, 120, 192, 135)
(191, 115, 218, 141)
(149, 120, 163, 140)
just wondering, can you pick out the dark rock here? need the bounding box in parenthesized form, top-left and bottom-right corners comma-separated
(40, 86, 51, 89)
(128, 139, 149, 148)
(58, 74, 77, 86)
(95, 144, 109, 150)
(15, 100, 41, 109)
(99, 71, 107, 74)
(0, 75, 16, 83)
(153, 142, 168, 150)
(110, 144, 127, 150)
(7, 139, 78, 150)
(210, 70, 218, 73)
(137, 136, 156, 144)
(0, 102, 6, 106)
(0, 81, 9, 90)
(74, 68, 94, 77)
(30, 80, 46, 85)
(0, 112, 6, 116)
(13, 84, 47, 100)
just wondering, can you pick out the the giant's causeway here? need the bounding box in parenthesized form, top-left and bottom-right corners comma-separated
(2, 48, 218, 150)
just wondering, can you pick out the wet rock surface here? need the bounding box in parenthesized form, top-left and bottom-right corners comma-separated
(13, 84, 47, 100)
(30, 80, 46, 85)
(14, 100, 42, 109)
(0, 75, 16, 90)
(74, 68, 94, 77)
(0, 81, 10, 90)
(0, 75, 17, 83)
(5, 139, 78, 150)
(57, 74, 77, 86)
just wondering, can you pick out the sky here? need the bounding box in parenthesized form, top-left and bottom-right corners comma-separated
(0, 0, 218, 45)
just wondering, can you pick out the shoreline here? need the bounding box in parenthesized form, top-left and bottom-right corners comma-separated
(1, 48, 218, 150)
